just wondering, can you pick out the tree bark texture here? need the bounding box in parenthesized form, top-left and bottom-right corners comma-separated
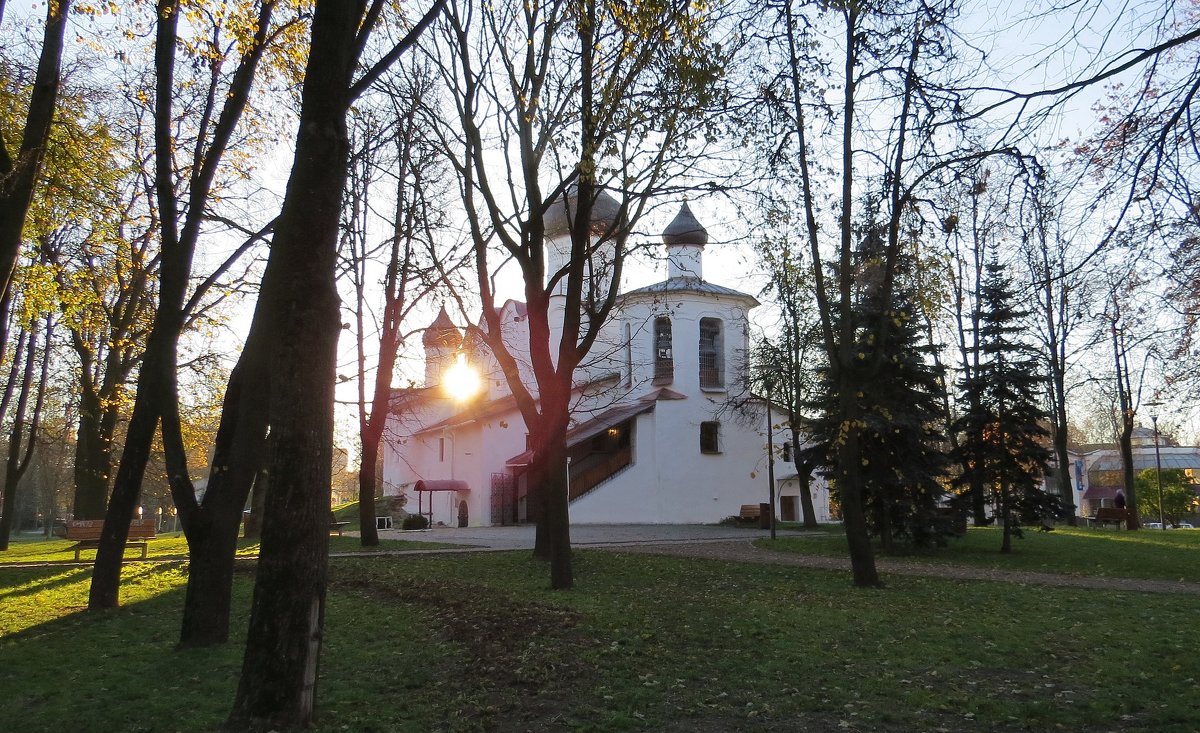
(357, 440, 380, 545)
(1112, 319, 1140, 529)
(1000, 478, 1012, 554)
(836, 424, 881, 587)
(0, 0, 71, 352)
(227, 1, 360, 727)
(0, 320, 48, 550)
(538, 409, 573, 589)
(791, 437, 820, 530)
(178, 510, 242, 647)
(176, 336, 271, 643)
(88, 339, 169, 609)
(71, 385, 114, 520)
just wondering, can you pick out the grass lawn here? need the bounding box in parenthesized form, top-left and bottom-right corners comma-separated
(0, 532, 457, 565)
(1, 542, 1197, 732)
(759, 525, 1200, 583)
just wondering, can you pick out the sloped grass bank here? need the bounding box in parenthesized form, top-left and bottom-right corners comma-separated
(759, 525, 1200, 582)
(1, 549, 1197, 732)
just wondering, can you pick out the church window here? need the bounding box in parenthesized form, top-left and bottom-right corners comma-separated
(700, 421, 720, 454)
(439, 437, 445, 462)
(624, 323, 633, 387)
(699, 318, 723, 388)
(781, 440, 791, 463)
(653, 317, 673, 383)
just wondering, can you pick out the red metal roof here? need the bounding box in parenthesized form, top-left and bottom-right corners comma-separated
(1081, 485, 1120, 501)
(505, 399, 656, 466)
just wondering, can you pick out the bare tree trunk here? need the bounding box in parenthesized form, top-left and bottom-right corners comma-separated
(175, 342, 271, 643)
(0, 0, 71, 353)
(1000, 478, 1012, 553)
(71, 385, 112, 520)
(1111, 317, 1140, 529)
(837, 423, 880, 587)
(88, 339, 170, 608)
(792, 440, 820, 529)
(539, 405, 573, 589)
(357, 440, 380, 544)
(874, 498, 893, 554)
(1050, 386, 1076, 523)
(88, 0, 278, 618)
(227, 0, 361, 724)
(0, 319, 49, 549)
(179, 510, 242, 645)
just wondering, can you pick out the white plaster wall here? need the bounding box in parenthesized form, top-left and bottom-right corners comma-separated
(570, 399, 791, 524)
(381, 397, 455, 498)
(777, 477, 834, 523)
(474, 300, 535, 401)
(617, 293, 751, 397)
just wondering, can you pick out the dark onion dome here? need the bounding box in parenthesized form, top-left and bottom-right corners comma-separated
(662, 201, 708, 247)
(422, 305, 461, 348)
(542, 184, 622, 239)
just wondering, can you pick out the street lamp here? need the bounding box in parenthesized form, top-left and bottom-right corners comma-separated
(1150, 412, 1166, 530)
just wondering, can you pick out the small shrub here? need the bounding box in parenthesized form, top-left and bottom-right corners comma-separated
(401, 514, 429, 530)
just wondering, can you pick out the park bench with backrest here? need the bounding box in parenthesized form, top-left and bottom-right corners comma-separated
(61, 519, 157, 560)
(1091, 507, 1130, 529)
(739, 504, 761, 522)
(329, 511, 351, 536)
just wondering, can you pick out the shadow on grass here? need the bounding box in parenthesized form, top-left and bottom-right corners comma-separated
(0, 566, 95, 604)
(0, 565, 243, 733)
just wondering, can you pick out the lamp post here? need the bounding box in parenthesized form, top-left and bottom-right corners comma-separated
(764, 375, 776, 540)
(1151, 413, 1166, 530)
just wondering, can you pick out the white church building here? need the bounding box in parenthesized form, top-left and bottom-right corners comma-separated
(380, 194, 832, 527)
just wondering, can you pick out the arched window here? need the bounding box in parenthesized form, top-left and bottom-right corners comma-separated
(654, 316, 673, 383)
(699, 317, 723, 388)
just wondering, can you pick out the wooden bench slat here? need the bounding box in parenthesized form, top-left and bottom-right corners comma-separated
(63, 519, 157, 560)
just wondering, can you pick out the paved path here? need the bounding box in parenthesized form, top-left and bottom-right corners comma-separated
(363, 525, 1200, 595)
(7, 522, 1198, 595)
(372, 523, 809, 550)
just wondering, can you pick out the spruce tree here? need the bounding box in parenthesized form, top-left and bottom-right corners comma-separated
(802, 223, 950, 549)
(952, 262, 1053, 553)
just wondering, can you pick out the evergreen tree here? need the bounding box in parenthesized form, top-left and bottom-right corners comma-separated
(803, 222, 950, 549)
(952, 262, 1054, 553)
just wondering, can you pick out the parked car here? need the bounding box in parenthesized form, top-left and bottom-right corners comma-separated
(1145, 522, 1165, 529)
(1171, 522, 1195, 529)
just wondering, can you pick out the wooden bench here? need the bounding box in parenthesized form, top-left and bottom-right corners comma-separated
(739, 504, 762, 522)
(63, 519, 157, 561)
(329, 512, 351, 536)
(1091, 507, 1130, 529)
